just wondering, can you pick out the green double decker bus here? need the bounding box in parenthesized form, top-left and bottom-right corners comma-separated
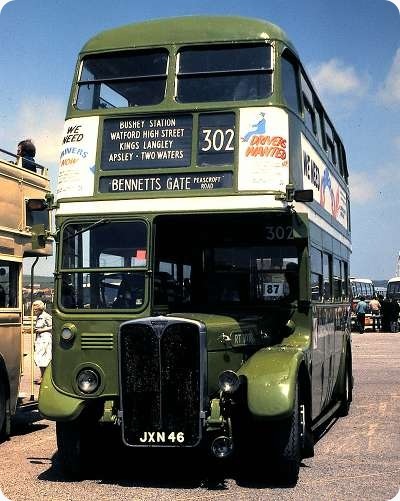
(39, 16, 352, 483)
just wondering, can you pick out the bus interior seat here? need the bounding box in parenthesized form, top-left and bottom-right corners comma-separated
(112, 277, 137, 308)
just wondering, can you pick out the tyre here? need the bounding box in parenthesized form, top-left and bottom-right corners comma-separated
(270, 384, 302, 485)
(338, 358, 352, 417)
(0, 378, 6, 440)
(56, 420, 86, 477)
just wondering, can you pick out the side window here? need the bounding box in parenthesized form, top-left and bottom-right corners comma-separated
(301, 73, 316, 134)
(0, 261, 19, 308)
(324, 118, 336, 166)
(333, 258, 342, 301)
(282, 54, 301, 113)
(323, 253, 332, 301)
(334, 139, 342, 174)
(342, 262, 349, 299)
(310, 247, 323, 301)
(315, 106, 325, 148)
(341, 145, 349, 183)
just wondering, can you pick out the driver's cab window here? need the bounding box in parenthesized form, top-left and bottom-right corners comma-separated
(60, 220, 148, 310)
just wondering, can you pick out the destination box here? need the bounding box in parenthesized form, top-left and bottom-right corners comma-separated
(99, 172, 233, 193)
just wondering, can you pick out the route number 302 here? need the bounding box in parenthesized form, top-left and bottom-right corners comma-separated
(265, 226, 294, 240)
(200, 128, 235, 152)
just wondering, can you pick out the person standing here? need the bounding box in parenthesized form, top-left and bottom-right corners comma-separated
(389, 299, 400, 333)
(369, 295, 381, 331)
(33, 300, 52, 384)
(381, 297, 392, 332)
(355, 296, 368, 334)
(17, 139, 37, 172)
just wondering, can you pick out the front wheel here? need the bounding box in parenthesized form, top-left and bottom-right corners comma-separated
(56, 420, 86, 477)
(270, 384, 302, 485)
(0, 378, 7, 440)
(338, 358, 352, 417)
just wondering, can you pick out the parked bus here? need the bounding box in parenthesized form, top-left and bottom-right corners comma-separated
(386, 277, 400, 301)
(350, 278, 375, 331)
(0, 148, 52, 439)
(39, 16, 352, 483)
(350, 278, 375, 300)
(386, 277, 400, 331)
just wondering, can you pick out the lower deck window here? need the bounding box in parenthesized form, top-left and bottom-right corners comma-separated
(0, 261, 19, 308)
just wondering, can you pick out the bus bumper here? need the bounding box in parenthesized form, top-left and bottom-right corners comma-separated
(38, 365, 86, 421)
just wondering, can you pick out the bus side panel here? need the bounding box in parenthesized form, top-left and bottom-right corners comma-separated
(237, 347, 304, 418)
(0, 315, 22, 414)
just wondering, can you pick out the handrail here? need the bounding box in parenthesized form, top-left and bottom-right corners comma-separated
(0, 147, 47, 176)
(30, 256, 39, 401)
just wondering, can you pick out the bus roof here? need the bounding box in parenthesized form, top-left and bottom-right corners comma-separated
(81, 16, 297, 54)
(388, 277, 400, 283)
(350, 278, 374, 284)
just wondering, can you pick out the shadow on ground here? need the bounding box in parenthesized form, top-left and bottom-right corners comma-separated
(37, 409, 340, 490)
(10, 409, 48, 437)
(38, 443, 309, 490)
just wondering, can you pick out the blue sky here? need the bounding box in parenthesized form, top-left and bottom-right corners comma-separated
(0, 0, 399, 279)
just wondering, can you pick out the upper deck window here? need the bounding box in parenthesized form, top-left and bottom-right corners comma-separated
(76, 49, 168, 110)
(281, 53, 301, 113)
(177, 44, 273, 103)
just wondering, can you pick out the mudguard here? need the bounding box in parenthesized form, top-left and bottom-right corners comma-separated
(38, 365, 86, 421)
(237, 346, 304, 419)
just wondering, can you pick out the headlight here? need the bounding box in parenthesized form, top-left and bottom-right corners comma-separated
(218, 370, 240, 394)
(61, 327, 74, 341)
(60, 323, 76, 342)
(211, 436, 234, 458)
(76, 369, 100, 394)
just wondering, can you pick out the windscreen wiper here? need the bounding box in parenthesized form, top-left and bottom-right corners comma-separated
(63, 218, 111, 241)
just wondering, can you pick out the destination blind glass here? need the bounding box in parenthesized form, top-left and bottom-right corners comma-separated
(101, 115, 192, 169)
(99, 172, 233, 193)
(101, 112, 235, 170)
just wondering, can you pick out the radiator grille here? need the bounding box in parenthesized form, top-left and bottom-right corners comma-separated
(119, 319, 202, 447)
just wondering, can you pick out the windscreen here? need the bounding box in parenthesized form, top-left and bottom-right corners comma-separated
(177, 43, 273, 103)
(153, 213, 300, 311)
(60, 220, 147, 309)
(76, 49, 168, 109)
(387, 281, 400, 300)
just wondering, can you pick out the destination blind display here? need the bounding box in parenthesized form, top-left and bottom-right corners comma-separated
(99, 172, 233, 193)
(101, 115, 192, 169)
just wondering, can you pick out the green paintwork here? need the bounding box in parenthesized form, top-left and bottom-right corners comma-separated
(238, 346, 304, 418)
(38, 365, 86, 421)
(81, 16, 297, 55)
(45, 15, 353, 449)
(170, 312, 261, 351)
